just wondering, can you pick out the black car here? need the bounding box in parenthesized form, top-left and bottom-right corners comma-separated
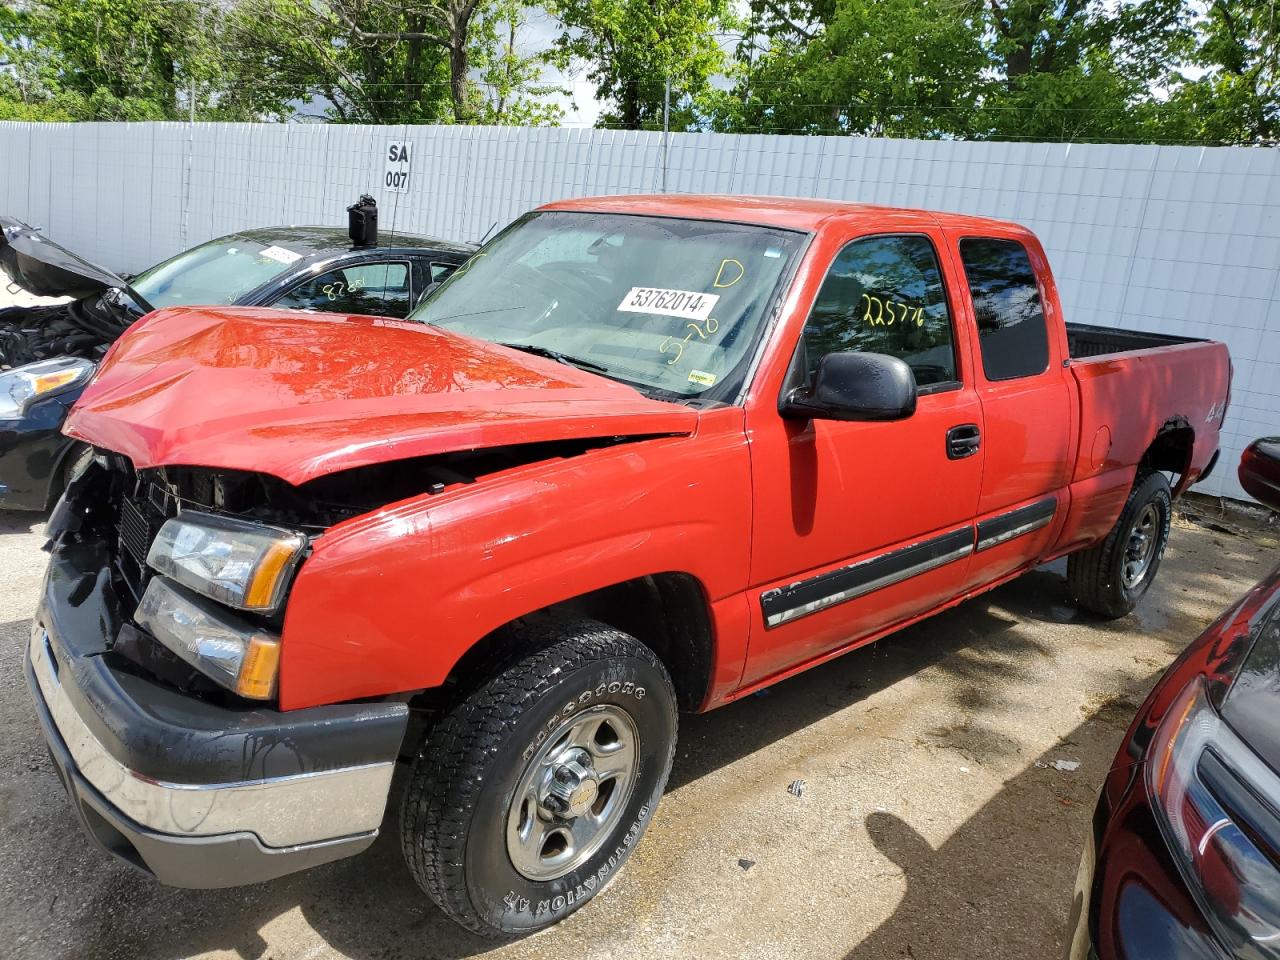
(1067, 438, 1280, 960)
(0, 214, 475, 510)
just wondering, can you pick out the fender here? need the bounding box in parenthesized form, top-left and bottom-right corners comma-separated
(278, 409, 753, 710)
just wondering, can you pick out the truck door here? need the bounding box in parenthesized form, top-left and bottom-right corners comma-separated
(741, 226, 985, 687)
(946, 233, 1074, 591)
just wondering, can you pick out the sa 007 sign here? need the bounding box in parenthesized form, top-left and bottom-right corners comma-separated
(384, 141, 413, 194)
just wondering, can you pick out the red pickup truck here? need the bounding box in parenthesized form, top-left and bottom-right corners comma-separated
(29, 196, 1229, 936)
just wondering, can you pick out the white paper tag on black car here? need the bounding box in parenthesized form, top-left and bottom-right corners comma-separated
(259, 245, 303, 266)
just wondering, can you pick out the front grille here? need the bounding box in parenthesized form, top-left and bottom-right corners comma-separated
(110, 473, 175, 605)
(117, 497, 154, 570)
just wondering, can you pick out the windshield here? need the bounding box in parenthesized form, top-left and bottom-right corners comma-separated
(132, 237, 305, 309)
(410, 211, 804, 398)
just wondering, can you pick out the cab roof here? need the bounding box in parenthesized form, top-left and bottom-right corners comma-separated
(540, 194, 1030, 237)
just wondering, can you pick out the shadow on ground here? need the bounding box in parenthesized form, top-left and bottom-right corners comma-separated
(0, 509, 43, 535)
(842, 677, 1156, 960)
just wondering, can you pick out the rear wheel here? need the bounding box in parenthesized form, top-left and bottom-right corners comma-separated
(400, 616, 677, 936)
(1067, 471, 1172, 619)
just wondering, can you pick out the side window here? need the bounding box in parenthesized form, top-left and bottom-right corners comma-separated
(430, 262, 459, 284)
(958, 238, 1049, 381)
(273, 261, 412, 318)
(802, 235, 957, 388)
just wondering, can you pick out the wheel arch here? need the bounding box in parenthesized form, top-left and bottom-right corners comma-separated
(435, 572, 717, 715)
(44, 438, 90, 510)
(1140, 416, 1196, 497)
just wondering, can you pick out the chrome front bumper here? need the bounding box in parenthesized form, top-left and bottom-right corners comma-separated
(26, 585, 409, 887)
(30, 624, 394, 848)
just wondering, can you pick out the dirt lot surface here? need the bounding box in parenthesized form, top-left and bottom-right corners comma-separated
(1, 505, 1276, 960)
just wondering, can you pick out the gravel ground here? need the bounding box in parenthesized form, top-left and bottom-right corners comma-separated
(1, 506, 1276, 960)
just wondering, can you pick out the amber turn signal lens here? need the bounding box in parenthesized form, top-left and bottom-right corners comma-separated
(32, 369, 83, 393)
(245, 541, 303, 610)
(236, 634, 282, 700)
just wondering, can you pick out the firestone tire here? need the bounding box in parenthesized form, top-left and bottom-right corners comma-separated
(1067, 471, 1172, 619)
(400, 616, 677, 937)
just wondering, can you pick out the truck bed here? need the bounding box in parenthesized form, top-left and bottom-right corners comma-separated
(1066, 322, 1203, 359)
(1057, 329, 1230, 554)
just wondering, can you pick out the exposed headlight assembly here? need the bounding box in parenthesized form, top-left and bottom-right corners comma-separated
(146, 510, 307, 613)
(135, 578, 281, 700)
(0, 357, 95, 419)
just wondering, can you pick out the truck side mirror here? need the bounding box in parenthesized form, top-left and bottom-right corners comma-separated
(1239, 438, 1280, 511)
(781, 351, 917, 423)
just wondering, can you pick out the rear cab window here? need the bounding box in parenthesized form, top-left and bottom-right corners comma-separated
(800, 234, 959, 392)
(958, 238, 1049, 381)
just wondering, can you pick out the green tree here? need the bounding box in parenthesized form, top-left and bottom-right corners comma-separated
(553, 0, 731, 129)
(1, 0, 287, 120)
(227, 0, 560, 123)
(706, 0, 986, 137)
(225, 0, 454, 122)
(470, 0, 567, 124)
(976, 0, 1194, 141)
(1154, 0, 1279, 143)
(705, 0, 1238, 144)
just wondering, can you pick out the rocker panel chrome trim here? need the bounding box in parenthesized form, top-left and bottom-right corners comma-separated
(761, 527, 975, 628)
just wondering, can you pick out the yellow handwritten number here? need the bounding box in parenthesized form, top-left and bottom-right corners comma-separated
(861, 293, 924, 328)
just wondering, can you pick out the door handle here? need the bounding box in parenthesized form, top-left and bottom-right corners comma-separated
(947, 424, 981, 460)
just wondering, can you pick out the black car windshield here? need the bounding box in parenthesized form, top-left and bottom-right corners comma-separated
(132, 237, 305, 309)
(410, 211, 804, 398)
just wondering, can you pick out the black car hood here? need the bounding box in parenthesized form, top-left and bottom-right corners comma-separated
(1222, 593, 1280, 775)
(0, 217, 131, 300)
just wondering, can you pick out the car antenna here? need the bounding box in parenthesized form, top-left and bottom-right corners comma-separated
(476, 221, 498, 245)
(347, 195, 378, 249)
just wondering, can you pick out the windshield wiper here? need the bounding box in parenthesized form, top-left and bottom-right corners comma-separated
(496, 342, 610, 374)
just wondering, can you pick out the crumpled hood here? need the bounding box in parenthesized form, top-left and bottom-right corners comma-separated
(0, 217, 133, 300)
(64, 306, 697, 485)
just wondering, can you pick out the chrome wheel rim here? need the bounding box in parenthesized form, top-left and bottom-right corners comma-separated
(506, 704, 640, 881)
(1122, 503, 1161, 588)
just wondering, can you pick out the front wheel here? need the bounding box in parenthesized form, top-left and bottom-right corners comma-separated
(400, 617, 677, 936)
(1067, 470, 1172, 619)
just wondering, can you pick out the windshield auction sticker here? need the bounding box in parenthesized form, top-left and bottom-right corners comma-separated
(258, 245, 303, 266)
(617, 287, 720, 322)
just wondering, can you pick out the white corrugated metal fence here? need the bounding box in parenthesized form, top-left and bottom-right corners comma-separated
(1, 121, 1276, 501)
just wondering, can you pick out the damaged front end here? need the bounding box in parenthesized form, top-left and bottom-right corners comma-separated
(1, 217, 146, 368)
(0, 294, 141, 368)
(45, 437, 629, 700)
(27, 450, 413, 888)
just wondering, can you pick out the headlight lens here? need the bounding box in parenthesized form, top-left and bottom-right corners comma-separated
(146, 511, 306, 613)
(1147, 678, 1280, 955)
(0, 357, 95, 419)
(135, 578, 281, 699)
